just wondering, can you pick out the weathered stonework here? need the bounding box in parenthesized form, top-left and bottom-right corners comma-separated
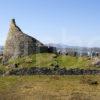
(3, 19, 44, 60)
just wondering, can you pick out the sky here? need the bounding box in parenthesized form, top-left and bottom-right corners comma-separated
(0, 0, 100, 47)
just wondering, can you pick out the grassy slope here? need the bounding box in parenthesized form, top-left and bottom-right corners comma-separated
(8, 53, 56, 68)
(0, 53, 100, 73)
(0, 75, 100, 100)
(7, 53, 99, 69)
(57, 55, 92, 69)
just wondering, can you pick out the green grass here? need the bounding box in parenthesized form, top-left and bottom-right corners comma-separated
(57, 55, 92, 69)
(0, 53, 100, 70)
(0, 75, 99, 100)
(8, 53, 56, 68)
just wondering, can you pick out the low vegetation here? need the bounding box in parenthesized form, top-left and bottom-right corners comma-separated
(5, 53, 100, 69)
(0, 75, 99, 100)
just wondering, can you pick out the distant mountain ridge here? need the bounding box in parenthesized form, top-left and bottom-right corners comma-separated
(46, 43, 100, 53)
(46, 43, 100, 49)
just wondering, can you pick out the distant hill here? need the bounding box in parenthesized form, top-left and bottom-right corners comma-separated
(46, 43, 100, 54)
(45, 43, 70, 48)
(45, 43, 88, 48)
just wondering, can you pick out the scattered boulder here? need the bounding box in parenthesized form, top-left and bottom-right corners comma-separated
(92, 57, 100, 67)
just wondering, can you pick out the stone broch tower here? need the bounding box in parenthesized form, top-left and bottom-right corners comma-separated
(3, 19, 44, 61)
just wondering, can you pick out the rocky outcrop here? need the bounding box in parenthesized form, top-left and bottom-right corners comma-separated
(3, 19, 44, 60)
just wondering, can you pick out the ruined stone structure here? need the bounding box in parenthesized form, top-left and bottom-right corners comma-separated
(3, 19, 44, 60)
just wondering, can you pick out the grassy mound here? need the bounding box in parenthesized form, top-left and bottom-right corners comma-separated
(0, 53, 100, 71)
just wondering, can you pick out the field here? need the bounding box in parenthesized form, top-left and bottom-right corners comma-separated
(0, 75, 100, 100)
(0, 53, 100, 100)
